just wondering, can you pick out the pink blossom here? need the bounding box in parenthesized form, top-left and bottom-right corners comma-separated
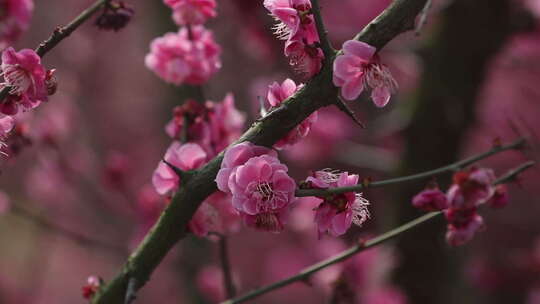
(216, 143, 296, 232)
(307, 170, 370, 237)
(264, 0, 324, 77)
(82, 275, 101, 299)
(145, 25, 221, 85)
(215, 142, 276, 193)
(445, 207, 484, 246)
(0, 0, 33, 50)
(266, 79, 318, 149)
(333, 40, 397, 106)
(487, 184, 509, 209)
(447, 167, 496, 209)
(152, 142, 207, 195)
(411, 187, 449, 211)
(0, 47, 48, 114)
(164, 0, 217, 25)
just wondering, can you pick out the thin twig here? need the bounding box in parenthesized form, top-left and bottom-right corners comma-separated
(296, 138, 526, 197)
(210, 232, 236, 298)
(415, 0, 433, 36)
(0, 0, 108, 101)
(221, 161, 535, 304)
(10, 204, 126, 255)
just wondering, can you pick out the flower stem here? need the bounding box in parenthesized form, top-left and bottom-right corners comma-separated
(221, 160, 534, 304)
(296, 137, 526, 197)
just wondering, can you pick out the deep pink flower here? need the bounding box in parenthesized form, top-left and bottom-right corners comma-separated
(145, 25, 221, 85)
(444, 207, 484, 246)
(447, 167, 496, 209)
(412, 187, 449, 211)
(266, 79, 318, 149)
(333, 40, 397, 106)
(215, 142, 276, 193)
(152, 142, 207, 195)
(307, 170, 370, 237)
(216, 143, 296, 232)
(264, 0, 324, 78)
(487, 184, 509, 209)
(0, 0, 33, 50)
(164, 0, 217, 25)
(0, 47, 48, 114)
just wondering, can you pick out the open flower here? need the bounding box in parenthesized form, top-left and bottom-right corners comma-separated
(307, 170, 370, 237)
(145, 25, 221, 85)
(216, 142, 296, 232)
(333, 40, 397, 107)
(266, 78, 318, 149)
(152, 142, 207, 195)
(0, 47, 48, 114)
(164, 0, 217, 25)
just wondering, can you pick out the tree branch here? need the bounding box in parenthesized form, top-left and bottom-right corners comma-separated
(91, 0, 428, 302)
(220, 161, 535, 304)
(296, 137, 526, 197)
(0, 0, 108, 101)
(311, 0, 334, 56)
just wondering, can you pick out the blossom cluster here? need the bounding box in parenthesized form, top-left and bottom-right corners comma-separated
(264, 0, 324, 78)
(145, 0, 220, 86)
(411, 167, 509, 246)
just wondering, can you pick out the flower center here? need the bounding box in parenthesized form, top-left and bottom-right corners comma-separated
(3, 65, 32, 95)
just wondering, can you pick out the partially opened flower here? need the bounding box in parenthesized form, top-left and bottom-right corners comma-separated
(265, 78, 318, 149)
(152, 142, 207, 195)
(447, 167, 496, 209)
(412, 186, 449, 212)
(445, 207, 484, 246)
(333, 40, 397, 107)
(307, 170, 370, 237)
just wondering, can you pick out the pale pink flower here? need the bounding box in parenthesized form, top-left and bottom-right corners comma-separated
(0, 47, 48, 114)
(152, 142, 207, 195)
(215, 142, 276, 193)
(266, 79, 318, 149)
(145, 25, 221, 85)
(447, 167, 496, 209)
(164, 0, 217, 25)
(0, 0, 33, 50)
(333, 40, 397, 106)
(0, 114, 14, 137)
(411, 187, 449, 211)
(444, 207, 484, 246)
(308, 170, 370, 237)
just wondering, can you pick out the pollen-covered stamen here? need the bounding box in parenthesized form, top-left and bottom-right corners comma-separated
(2, 64, 33, 95)
(351, 193, 370, 226)
(314, 169, 341, 184)
(365, 62, 398, 93)
(272, 20, 292, 40)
